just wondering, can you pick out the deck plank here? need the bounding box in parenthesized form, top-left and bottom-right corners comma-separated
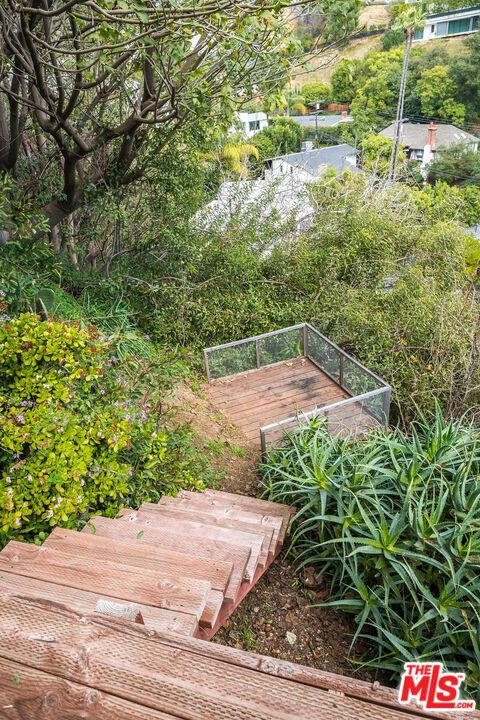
(0, 542, 210, 620)
(205, 357, 375, 447)
(0, 657, 178, 720)
(82, 516, 250, 599)
(118, 510, 264, 580)
(45, 527, 233, 597)
(0, 596, 454, 720)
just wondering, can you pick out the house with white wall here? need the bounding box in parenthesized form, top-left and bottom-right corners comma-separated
(264, 142, 359, 181)
(379, 121, 479, 168)
(229, 112, 268, 138)
(413, 5, 480, 41)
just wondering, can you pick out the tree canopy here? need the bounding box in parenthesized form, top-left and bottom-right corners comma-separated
(0, 0, 307, 234)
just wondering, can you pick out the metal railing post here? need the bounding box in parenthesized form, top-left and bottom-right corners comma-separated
(303, 323, 308, 358)
(203, 349, 211, 382)
(260, 429, 267, 459)
(255, 339, 261, 368)
(383, 387, 391, 426)
(339, 353, 344, 389)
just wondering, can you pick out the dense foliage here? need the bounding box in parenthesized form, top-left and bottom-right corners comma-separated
(331, 34, 480, 139)
(262, 411, 480, 696)
(0, 311, 206, 547)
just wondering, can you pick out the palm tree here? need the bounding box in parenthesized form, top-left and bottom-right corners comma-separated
(388, 6, 426, 180)
(209, 141, 260, 181)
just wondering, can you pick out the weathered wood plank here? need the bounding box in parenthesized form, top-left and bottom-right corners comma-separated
(45, 526, 233, 598)
(159, 495, 284, 552)
(82, 516, 250, 598)
(212, 373, 337, 412)
(0, 657, 178, 720)
(0, 570, 198, 636)
(118, 511, 263, 580)
(136, 505, 275, 562)
(199, 590, 225, 629)
(0, 542, 210, 620)
(0, 597, 456, 720)
(159, 491, 288, 551)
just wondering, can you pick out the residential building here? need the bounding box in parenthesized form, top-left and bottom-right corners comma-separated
(264, 143, 359, 181)
(379, 121, 479, 167)
(229, 112, 268, 137)
(293, 112, 353, 129)
(413, 5, 480, 41)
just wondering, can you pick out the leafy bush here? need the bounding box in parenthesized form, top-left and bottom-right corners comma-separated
(0, 312, 204, 546)
(262, 410, 480, 695)
(301, 82, 332, 108)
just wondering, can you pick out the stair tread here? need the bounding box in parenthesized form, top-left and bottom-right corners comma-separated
(162, 494, 284, 551)
(119, 510, 264, 581)
(0, 566, 198, 636)
(45, 527, 233, 596)
(0, 541, 211, 621)
(138, 504, 275, 563)
(82, 516, 250, 600)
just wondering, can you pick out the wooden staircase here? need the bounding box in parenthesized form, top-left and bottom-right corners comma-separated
(0, 489, 295, 640)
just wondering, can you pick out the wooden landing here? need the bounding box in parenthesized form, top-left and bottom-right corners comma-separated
(0, 595, 467, 720)
(205, 356, 377, 446)
(0, 490, 295, 642)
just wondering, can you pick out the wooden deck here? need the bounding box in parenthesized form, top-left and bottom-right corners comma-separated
(0, 490, 294, 642)
(206, 357, 378, 446)
(0, 489, 470, 719)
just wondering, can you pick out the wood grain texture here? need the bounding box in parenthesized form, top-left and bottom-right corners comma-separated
(159, 495, 284, 550)
(0, 570, 197, 637)
(81, 516, 250, 598)
(45, 527, 233, 598)
(0, 657, 176, 720)
(135, 505, 275, 562)
(0, 597, 459, 720)
(0, 542, 210, 620)
(205, 357, 378, 446)
(118, 510, 263, 580)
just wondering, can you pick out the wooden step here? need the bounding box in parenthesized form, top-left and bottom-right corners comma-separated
(0, 596, 339, 720)
(0, 570, 198, 636)
(0, 541, 211, 621)
(119, 510, 263, 581)
(160, 494, 284, 553)
(82, 516, 250, 600)
(45, 527, 234, 598)
(0, 657, 181, 720)
(136, 505, 275, 564)
(199, 590, 225, 629)
(180, 490, 295, 547)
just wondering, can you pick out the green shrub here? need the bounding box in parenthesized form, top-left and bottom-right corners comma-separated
(262, 410, 480, 696)
(0, 312, 203, 546)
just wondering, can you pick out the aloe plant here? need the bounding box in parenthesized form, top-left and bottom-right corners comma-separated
(262, 408, 480, 696)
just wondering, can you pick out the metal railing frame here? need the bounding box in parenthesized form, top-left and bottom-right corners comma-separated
(203, 323, 391, 453)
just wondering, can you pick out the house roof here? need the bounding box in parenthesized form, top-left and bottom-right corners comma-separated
(427, 4, 480, 20)
(379, 122, 479, 150)
(294, 114, 353, 128)
(271, 144, 359, 176)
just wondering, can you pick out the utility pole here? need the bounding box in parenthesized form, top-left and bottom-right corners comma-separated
(388, 6, 425, 181)
(315, 102, 320, 146)
(388, 27, 413, 181)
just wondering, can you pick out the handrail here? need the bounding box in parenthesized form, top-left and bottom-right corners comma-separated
(203, 324, 305, 354)
(259, 387, 386, 434)
(304, 323, 390, 389)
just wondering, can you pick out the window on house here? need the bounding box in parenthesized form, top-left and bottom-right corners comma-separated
(248, 120, 260, 131)
(448, 18, 471, 34)
(435, 21, 448, 36)
(472, 15, 479, 29)
(413, 28, 424, 40)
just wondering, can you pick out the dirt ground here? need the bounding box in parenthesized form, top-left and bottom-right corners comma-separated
(170, 380, 387, 685)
